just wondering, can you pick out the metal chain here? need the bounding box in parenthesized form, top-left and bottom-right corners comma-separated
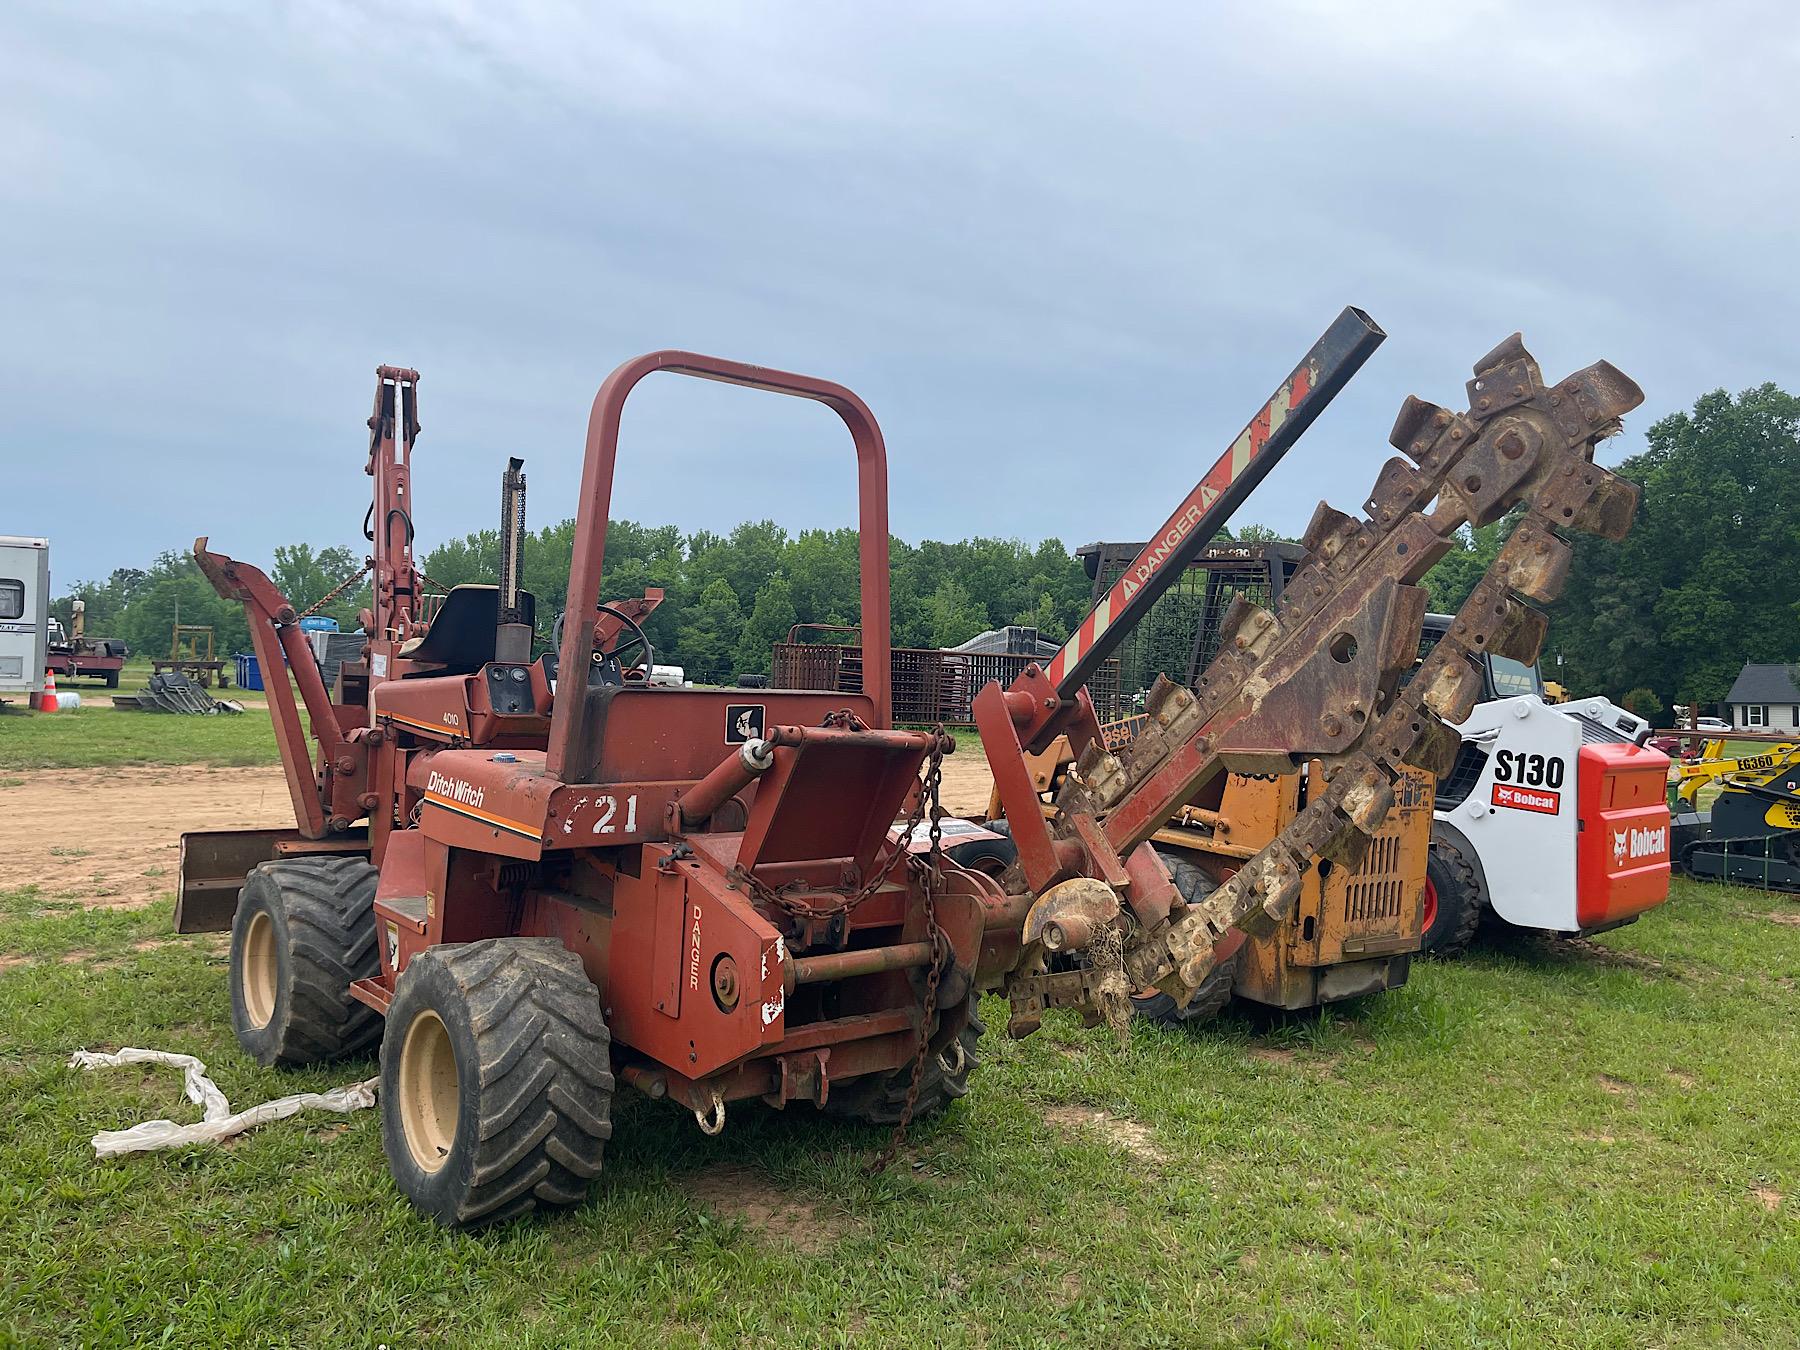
(867, 729, 948, 1175)
(732, 729, 947, 924)
(720, 724, 954, 1172)
(297, 562, 371, 619)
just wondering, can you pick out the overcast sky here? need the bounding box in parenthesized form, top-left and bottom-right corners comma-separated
(4, 1, 1797, 589)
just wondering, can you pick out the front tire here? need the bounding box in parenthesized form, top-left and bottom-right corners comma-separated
(1421, 836, 1485, 957)
(230, 856, 380, 1067)
(380, 938, 614, 1228)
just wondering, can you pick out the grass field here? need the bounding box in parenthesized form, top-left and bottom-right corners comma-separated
(0, 705, 280, 771)
(3, 877, 1798, 1346)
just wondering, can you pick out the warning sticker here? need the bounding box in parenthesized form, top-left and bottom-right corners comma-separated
(1492, 783, 1560, 815)
(725, 704, 765, 744)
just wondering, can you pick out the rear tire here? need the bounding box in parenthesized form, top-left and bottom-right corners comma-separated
(230, 856, 380, 1067)
(104, 670, 120, 689)
(1130, 852, 1239, 1026)
(380, 938, 614, 1229)
(825, 1005, 984, 1126)
(1421, 836, 1485, 958)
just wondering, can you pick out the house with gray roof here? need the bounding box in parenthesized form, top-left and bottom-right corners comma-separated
(1723, 663, 1800, 732)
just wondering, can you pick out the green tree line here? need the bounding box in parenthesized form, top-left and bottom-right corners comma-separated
(52, 382, 1793, 712)
(418, 523, 1094, 682)
(51, 528, 1095, 684)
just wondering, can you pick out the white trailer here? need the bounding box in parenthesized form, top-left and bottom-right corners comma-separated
(0, 535, 51, 701)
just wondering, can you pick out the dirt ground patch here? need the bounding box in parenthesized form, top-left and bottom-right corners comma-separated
(1042, 1105, 1167, 1164)
(683, 1165, 850, 1254)
(0, 766, 294, 909)
(935, 751, 995, 818)
(0, 752, 998, 914)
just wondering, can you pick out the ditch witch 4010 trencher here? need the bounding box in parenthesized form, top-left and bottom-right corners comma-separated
(180, 313, 1643, 1226)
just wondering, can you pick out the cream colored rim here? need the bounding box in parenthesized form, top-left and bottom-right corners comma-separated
(241, 911, 277, 1030)
(398, 1009, 460, 1173)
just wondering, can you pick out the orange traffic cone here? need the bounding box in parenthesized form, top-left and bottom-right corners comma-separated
(36, 668, 58, 712)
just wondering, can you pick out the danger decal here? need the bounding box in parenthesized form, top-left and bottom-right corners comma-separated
(1046, 361, 1315, 687)
(1492, 782, 1560, 815)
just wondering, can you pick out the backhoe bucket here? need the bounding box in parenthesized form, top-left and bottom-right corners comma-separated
(175, 827, 369, 932)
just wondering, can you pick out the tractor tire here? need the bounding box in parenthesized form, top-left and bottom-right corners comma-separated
(824, 1005, 985, 1127)
(1421, 836, 1485, 958)
(380, 938, 614, 1229)
(1130, 852, 1239, 1027)
(945, 819, 1016, 877)
(230, 856, 381, 1068)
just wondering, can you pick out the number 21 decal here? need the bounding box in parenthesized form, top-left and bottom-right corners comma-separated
(590, 794, 640, 835)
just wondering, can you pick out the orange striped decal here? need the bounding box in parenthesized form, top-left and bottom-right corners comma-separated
(422, 791, 541, 841)
(382, 709, 461, 737)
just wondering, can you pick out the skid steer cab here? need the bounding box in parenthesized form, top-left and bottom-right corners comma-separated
(1411, 614, 1671, 953)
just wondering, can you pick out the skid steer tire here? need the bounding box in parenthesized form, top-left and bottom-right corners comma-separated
(944, 819, 1016, 877)
(824, 1004, 985, 1127)
(380, 938, 613, 1229)
(1421, 837, 1485, 958)
(230, 856, 381, 1068)
(1130, 851, 1239, 1027)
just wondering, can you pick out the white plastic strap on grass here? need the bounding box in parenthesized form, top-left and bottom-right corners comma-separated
(68, 1047, 377, 1157)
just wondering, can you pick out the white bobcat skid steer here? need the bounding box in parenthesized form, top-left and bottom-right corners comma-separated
(1414, 615, 1672, 954)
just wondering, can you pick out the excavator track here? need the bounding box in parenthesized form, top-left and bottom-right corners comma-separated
(1047, 334, 1645, 1004)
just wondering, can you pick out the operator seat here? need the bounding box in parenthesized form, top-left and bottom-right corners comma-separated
(398, 585, 537, 676)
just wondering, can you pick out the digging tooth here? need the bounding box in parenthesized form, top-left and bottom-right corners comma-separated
(1388, 395, 1449, 457)
(1495, 520, 1572, 603)
(1300, 501, 1358, 558)
(1569, 470, 1641, 541)
(1417, 655, 1484, 728)
(1215, 593, 1280, 657)
(1402, 719, 1465, 779)
(1562, 359, 1645, 427)
(1487, 599, 1549, 666)
(1364, 457, 1427, 524)
(1320, 820, 1373, 871)
(1471, 331, 1530, 374)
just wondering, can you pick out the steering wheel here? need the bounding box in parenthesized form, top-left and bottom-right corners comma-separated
(554, 604, 655, 687)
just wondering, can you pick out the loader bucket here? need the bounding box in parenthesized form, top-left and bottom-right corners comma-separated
(175, 828, 370, 932)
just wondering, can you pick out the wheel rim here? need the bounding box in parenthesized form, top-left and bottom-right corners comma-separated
(1422, 878, 1439, 935)
(241, 911, 277, 1029)
(398, 1009, 460, 1174)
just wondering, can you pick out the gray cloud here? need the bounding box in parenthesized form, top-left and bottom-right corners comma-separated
(3, 0, 1796, 586)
